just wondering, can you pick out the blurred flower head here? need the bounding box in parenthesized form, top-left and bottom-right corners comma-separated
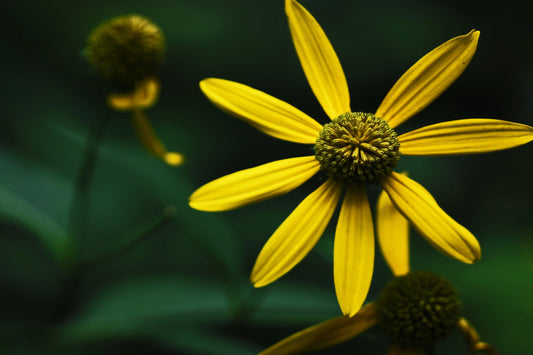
(84, 15, 183, 167)
(86, 14, 165, 88)
(376, 271, 462, 348)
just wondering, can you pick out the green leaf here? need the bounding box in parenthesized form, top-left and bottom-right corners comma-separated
(0, 185, 73, 265)
(56, 275, 232, 344)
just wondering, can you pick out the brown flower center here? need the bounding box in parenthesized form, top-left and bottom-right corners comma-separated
(314, 112, 400, 184)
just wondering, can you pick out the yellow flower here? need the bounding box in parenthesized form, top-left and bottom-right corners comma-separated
(190, 0, 533, 316)
(86, 15, 184, 166)
(259, 191, 497, 355)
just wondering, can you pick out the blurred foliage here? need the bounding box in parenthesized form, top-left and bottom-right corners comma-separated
(1, 0, 532, 354)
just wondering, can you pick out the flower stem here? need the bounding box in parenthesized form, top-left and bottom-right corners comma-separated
(68, 111, 110, 243)
(53, 112, 110, 323)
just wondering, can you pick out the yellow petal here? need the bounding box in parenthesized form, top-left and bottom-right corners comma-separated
(108, 77, 160, 111)
(189, 156, 320, 212)
(286, 0, 350, 119)
(399, 119, 533, 155)
(200, 78, 323, 144)
(382, 172, 480, 263)
(260, 303, 378, 355)
(377, 189, 410, 276)
(131, 110, 184, 166)
(376, 30, 479, 128)
(334, 184, 374, 317)
(251, 179, 342, 287)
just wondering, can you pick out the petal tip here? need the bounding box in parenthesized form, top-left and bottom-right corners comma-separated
(188, 194, 212, 212)
(250, 274, 268, 288)
(347, 307, 360, 318)
(471, 29, 480, 41)
(339, 299, 363, 318)
(199, 77, 219, 91)
(188, 199, 201, 211)
(463, 29, 480, 47)
(472, 250, 481, 263)
(468, 237, 482, 263)
(164, 152, 185, 166)
(199, 78, 210, 91)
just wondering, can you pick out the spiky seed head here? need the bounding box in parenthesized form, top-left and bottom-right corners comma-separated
(376, 271, 462, 348)
(86, 14, 165, 87)
(314, 112, 400, 184)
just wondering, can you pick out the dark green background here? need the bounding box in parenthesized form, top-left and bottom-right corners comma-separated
(1, 0, 531, 354)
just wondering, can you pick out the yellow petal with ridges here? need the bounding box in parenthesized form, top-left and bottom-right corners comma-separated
(334, 184, 374, 317)
(377, 189, 410, 276)
(251, 179, 342, 287)
(260, 303, 378, 355)
(399, 119, 533, 155)
(108, 77, 160, 111)
(376, 30, 479, 128)
(189, 156, 320, 212)
(286, 0, 350, 119)
(382, 172, 480, 263)
(131, 110, 184, 166)
(200, 78, 323, 144)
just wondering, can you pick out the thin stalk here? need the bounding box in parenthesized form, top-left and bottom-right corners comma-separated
(67, 111, 110, 243)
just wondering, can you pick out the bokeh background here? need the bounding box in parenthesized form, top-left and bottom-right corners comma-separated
(1, 0, 532, 354)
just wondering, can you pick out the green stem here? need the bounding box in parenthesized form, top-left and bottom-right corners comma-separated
(67, 111, 110, 243)
(52, 111, 110, 323)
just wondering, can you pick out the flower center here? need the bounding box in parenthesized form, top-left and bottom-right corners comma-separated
(314, 112, 400, 184)
(376, 271, 462, 348)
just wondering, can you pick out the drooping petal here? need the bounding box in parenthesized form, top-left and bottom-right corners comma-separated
(131, 110, 184, 166)
(382, 172, 480, 263)
(334, 184, 374, 317)
(200, 78, 323, 144)
(189, 156, 320, 212)
(376, 30, 479, 128)
(108, 77, 160, 111)
(377, 189, 410, 276)
(260, 303, 378, 355)
(251, 179, 342, 287)
(457, 317, 497, 353)
(399, 119, 533, 155)
(286, 0, 350, 119)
